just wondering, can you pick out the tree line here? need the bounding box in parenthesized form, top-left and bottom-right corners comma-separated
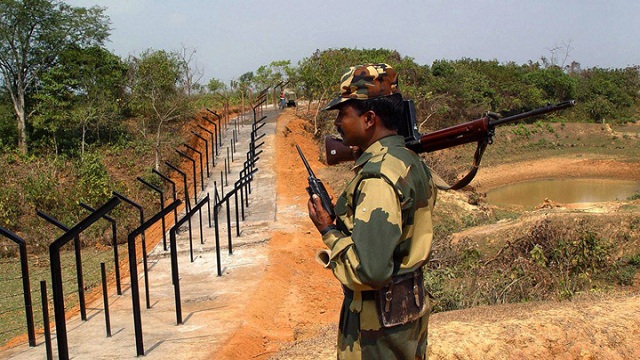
(2, 1, 639, 160)
(287, 48, 639, 133)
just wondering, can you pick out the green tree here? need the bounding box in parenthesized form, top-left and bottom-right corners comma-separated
(296, 48, 409, 130)
(253, 60, 293, 107)
(128, 49, 189, 169)
(0, 0, 110, 153)
(253, 65, 273, 92)
(32, 45, 127, 155)
(236, 71, 254, 113)
(0, 88, 16, 149)
(523, 66, 577, 103)
(297, 48, 403, 104)
(207, 77, 226, 93)
(576, 66, 640, 123)
(237, 71, 255, 90)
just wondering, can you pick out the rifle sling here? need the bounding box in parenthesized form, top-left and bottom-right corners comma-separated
(431, 139, 489, 191)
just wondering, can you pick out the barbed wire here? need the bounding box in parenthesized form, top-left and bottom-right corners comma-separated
(0, 305, 27, 316)
(0, 275, 24, 283)
(0, 291, 28, 301)
(0, 325, 26, 337)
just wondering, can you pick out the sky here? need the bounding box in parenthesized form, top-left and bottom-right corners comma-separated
(67, 0, 640, 85)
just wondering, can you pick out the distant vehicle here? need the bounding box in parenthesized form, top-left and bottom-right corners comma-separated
(284, 90, 296, 107)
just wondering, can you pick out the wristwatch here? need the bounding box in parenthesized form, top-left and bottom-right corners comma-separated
(320, 224, 338, 235)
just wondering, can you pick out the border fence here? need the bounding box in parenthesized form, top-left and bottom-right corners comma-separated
(0, 87, 277, 359)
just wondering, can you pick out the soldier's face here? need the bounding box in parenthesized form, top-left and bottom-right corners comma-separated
(334, 104, 368, 148)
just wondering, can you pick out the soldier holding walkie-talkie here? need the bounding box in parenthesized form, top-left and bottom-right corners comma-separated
(300, 61, 576, 359)
(303, 63, 437, 360)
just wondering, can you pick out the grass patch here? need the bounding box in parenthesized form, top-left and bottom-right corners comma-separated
(425, 213, 640, 313)
(0, 245, 124, 347)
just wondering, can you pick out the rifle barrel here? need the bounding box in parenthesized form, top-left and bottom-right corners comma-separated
(490, 100, 576, 127)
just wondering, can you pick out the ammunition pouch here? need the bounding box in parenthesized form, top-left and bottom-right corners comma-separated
(375, 268, 428, 327)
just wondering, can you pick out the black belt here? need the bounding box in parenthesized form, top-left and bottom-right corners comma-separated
(342, 286, 376, 300)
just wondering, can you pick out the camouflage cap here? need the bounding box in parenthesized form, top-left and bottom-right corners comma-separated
(323, 63, 399, 111)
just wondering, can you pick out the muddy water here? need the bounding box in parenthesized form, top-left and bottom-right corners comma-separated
(486, 179, 640, 208)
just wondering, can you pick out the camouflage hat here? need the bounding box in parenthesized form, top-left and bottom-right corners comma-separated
(323, 63, 399, 111)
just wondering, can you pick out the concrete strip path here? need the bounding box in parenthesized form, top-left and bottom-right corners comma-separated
(4, 106, 280, 359)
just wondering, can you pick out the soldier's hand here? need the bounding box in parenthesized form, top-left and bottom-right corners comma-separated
(308, 194, 334, 233)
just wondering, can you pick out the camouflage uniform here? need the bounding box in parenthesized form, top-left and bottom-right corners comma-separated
(321, 134, 436, 359)
(318, 63, 437, 359)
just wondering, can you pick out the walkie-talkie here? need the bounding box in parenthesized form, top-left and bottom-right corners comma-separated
(296, 144, 336, 220)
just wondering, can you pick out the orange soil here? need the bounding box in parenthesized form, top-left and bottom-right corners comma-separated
(214, 111, 342, 359)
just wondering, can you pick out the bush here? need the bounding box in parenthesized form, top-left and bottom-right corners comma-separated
(613, 265, 637, 286)
(23, 170, 60, 211)
(425, 216, 635, 313)
(76, 151, 111, 206)
(627, 192, 640, 200)
(627, 252, 640, 266)
(0, 186, 21, 229)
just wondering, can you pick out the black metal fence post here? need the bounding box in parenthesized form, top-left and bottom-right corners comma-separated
(197, 124, 217, 164)
(176, 150, 198, 206)
(36, 210, 88, 322)
(213, 199, 222, 276)
(0, 227, 36, 347)
(168, 195, 208, 325)
(234, 188, 240, 237)
(220, 171, 225, 196)
(112, 191, 152, 309)
(100, 262, 112, 337)
(40, 280, 52, 360)
(136, 177, 168, 251)
(231, 136, 235, 162)
(152, 169, 179, 229)
(127, 200, 181, 357)
(165, 161, 191, 211)
(49, 197, 120, 360)
(225, 200, 232, 254)
(247, 147, 264, 197)
(191, 131, 210, 177)
(201, 116, 220, 155)
(206, 108, 224, 143)
(79, 202, 122, 295)
(165, 162, 194, 256)
(252, 97, 266, 126)
(184, 144, 205, 191)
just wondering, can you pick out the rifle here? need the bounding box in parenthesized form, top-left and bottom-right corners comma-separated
(296, 144, 336, 220)
(326, 100, 576, 189)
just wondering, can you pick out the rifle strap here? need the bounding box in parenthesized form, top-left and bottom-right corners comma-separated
(432, 139, 489, 191)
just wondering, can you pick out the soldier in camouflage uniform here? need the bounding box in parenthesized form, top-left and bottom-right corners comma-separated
(307, 63, 437, 360)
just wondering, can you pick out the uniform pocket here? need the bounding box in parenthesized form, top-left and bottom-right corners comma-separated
(375, 269, 428, 327)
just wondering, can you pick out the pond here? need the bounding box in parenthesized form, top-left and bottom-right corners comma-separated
(485, 179, 640, 208)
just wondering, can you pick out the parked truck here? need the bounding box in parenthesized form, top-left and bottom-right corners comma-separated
(284, 89, 296, 107)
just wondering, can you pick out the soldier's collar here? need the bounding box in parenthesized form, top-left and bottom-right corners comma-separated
(352, 135, 404, 169)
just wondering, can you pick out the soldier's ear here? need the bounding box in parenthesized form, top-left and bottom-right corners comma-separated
(363, 110, 376, 127)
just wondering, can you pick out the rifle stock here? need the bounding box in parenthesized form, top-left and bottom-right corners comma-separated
(326, 100, 576, 166)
